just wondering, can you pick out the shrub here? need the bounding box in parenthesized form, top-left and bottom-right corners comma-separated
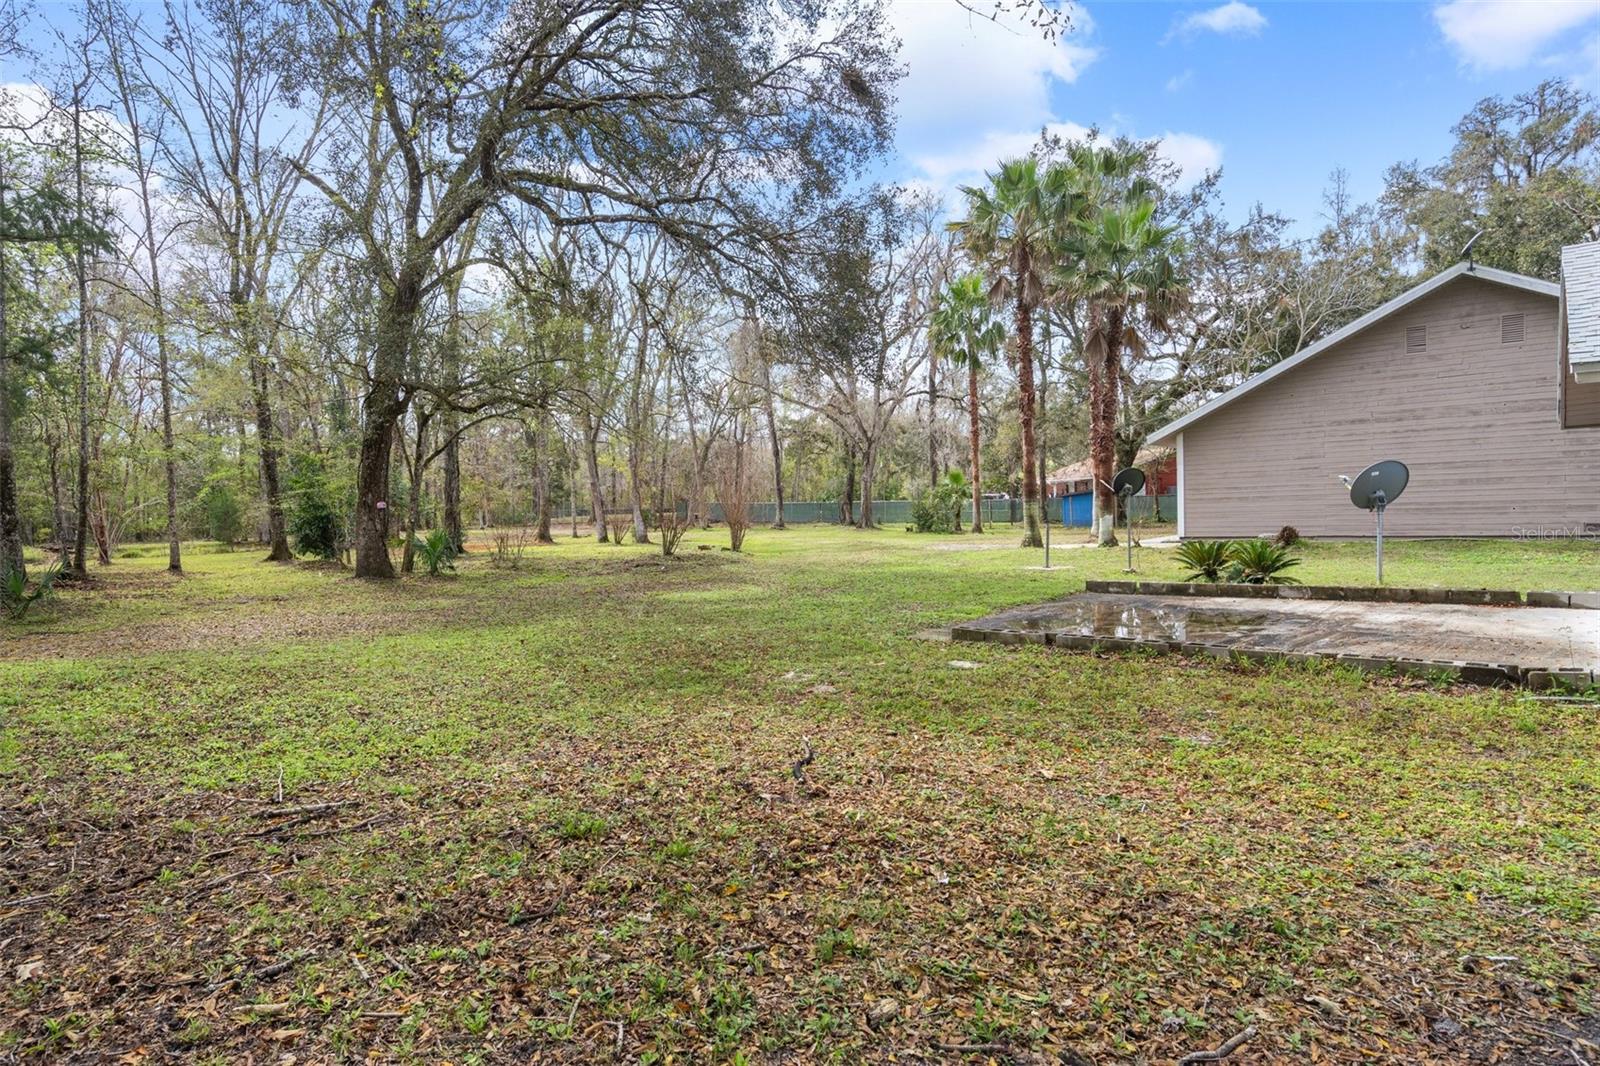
(285, 454, 347, 560)
(715, 445, 754, 552)
(1175, 539, 1232, 582)
(1, 559, 61, 620)
(656, 510, 686, 557)
(1274, 525, 1301, 548)
(411, 528, 457, 576)
(1226, 538, 1302, 584)
(201, 482, 245, 546)
(911, 471, 967, 533)
(491, 528, 529, 568)
(605, 512, 631, 545)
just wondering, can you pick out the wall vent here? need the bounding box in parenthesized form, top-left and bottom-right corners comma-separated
(1501, 313, 1525, 344)
(1405, 325, 1427, 353)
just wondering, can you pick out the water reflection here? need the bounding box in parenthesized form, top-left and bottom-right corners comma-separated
(1002, 600, 1270, 642)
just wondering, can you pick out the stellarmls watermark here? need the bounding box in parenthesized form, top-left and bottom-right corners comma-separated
(1511, 525, 1600, 541)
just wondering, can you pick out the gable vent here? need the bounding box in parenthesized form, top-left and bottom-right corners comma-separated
(1500, 313, 1525, 344)
(1405, 325, 1427, 353)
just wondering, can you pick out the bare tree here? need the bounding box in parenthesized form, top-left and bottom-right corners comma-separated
(715, 416, 754, 552)
(157, 0, 326, 562)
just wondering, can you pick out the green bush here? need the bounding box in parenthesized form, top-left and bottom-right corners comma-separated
(1175, 539, 1233, 582)
(1226, 538, 1302, 584)
(2, 559, 61, 620)
(911, 471, 968, 534)
(286, 454, 346, 560)
(411, 528, 457, 576)
(201, 482, 245, 545)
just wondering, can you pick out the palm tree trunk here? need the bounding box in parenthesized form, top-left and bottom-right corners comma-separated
(967, 361, 983, 534)
(1013, 293, 1042, 548)
(1090, 305, 1123, 547)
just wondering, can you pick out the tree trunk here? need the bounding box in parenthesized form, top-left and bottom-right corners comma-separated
(353, 285, 415, 577)
(442, 430, 463, 552)
(582, 411, 607, 542)
(1090, 305, 1124, 547)
(46, 427, 66, 555)
(967, 360, 983, 535)
(570, 456, 580, 538)
(927, 352, 939, 488)
(839, 444, 855, 525)
(531, 415, 553, 543)
(1013, 290, 1042, 548)
(1036, 333, 1049, 538)
(249, 349, 293, 561)
(857, 441, 876, 529)
(761, 362, 785, 529)
(70, 92, 92, 580)
(0, 157, 21, 579)
(400, 412, 429, 574)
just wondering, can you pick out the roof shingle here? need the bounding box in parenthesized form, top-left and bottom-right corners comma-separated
(1563, 239, 1600, 371)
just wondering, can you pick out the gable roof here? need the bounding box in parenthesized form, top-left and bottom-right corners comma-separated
(1148, 262, 1559, 447)
(1047, 447, 1171, 485)
(1562, 240, 1600, 379)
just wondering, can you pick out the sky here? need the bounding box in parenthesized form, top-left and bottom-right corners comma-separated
(885, 0, 1600, 233)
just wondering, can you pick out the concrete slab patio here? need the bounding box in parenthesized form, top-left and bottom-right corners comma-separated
(951, 592, 1600, 687)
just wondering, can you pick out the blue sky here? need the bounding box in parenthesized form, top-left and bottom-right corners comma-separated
(886, 0, 1600, 233)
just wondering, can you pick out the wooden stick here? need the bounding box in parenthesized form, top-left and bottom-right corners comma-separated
(1178, 1026, 1257, 1064)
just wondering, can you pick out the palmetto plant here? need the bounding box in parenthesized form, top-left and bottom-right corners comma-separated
(1, 559, 62, 620)
(929, 274, 1004, 533)
(411, 529, 457, 577)
(1175, 539, 1233, 582)
(1226, 539, 1302, 584)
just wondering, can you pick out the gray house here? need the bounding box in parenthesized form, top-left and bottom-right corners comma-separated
(1150, 240, 1600, 538)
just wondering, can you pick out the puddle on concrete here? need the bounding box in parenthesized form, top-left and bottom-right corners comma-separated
(983, 600, 1270, 643)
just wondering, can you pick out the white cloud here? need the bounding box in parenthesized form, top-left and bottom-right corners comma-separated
(911, 123, 1222, 208)
(1170, 2, 1267, 39)
(1155, 131, 1223, 184)
(887, 3, 1219, 204)
(887, 0, 1098, 159)
(1165, 69, 1194, 92)
(913, 121, 1092, 189)
(1433, 0, 1600, 71)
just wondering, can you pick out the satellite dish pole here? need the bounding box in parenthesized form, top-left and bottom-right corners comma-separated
(1112, 467, 1146, 573)
(1461, 229, 1484, 272)
(1345, 460, 1409, 585)
(1373, 488, 1387, 583)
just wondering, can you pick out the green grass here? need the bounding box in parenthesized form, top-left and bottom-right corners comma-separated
(1, 526, 1596, 1063)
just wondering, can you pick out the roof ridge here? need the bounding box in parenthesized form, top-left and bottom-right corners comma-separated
(1149, 262, 1558, 445)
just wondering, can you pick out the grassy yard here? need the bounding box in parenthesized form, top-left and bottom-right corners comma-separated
(2, 527, 1597, 1064)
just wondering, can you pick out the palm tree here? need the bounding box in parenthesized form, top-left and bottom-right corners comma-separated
(1058, 194, 1189, 545)
(931, 274, 1005, 533)
(949, 157, 1066, 548)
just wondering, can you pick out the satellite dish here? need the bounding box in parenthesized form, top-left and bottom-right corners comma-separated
(1348, 460, 1408, 511)
(1112, 467, 1146, 497)
(1341, 459, 1408, 584)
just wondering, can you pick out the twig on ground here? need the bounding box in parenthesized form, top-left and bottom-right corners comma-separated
(188, 866, 269, 898)
(932, 1042, 1011, 1055)
(293, 813, 397, 842)
(252, 800, 357, 819)
(792, 737, 814, 781)
(245, 801, 360, 837)
(1178, 1026, 1258, 1064)
(198, 952, 311, 994)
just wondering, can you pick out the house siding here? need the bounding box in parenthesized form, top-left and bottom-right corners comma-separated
(1182, 276, 1600, 538)
(1565, 369, 1600, 427)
